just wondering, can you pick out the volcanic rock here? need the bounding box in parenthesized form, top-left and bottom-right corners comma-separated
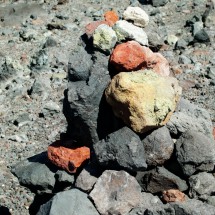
(105, 70, 182, 133)
(176, 130, 215, 177)
(113, 20, 148, 46)
(189, 172, 215, 199)
(93, 24, 117, 53)
(123, 6, 149, 27)
(37, 189, 99, 215)
(85, 20, 108, 37)
(162, 189, 185, 203)
(151, 0, 169, 7)
(104, 10, 119, 27)
(89, 170, 142, 215)
(136, 167, 188, 193)
(47, 140, 90, 173)
(142, 126, 174, 166)
(93, 126, 147, 172)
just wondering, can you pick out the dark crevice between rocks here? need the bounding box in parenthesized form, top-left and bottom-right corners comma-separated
(0, 206, 11, 215)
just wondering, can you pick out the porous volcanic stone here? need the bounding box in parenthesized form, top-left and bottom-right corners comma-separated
(123, 6, 149, 27)
(136, 167, 188, 193)
(142, 126, 174, 166)
(93, 126, 147, 172)
(89, 170, 142, 215)
(93, 24, 117, 53)
(37, 189, 99, 215)
(48, 140, 90, 173)
(105, 70, 182, 133)
(113, 20, 148, 46)
(104, 10, 119, 26)
(175, 130, 215, 177)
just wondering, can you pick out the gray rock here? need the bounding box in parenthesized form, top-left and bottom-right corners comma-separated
(176, 130, 215, 177)
(143, 205, 175, 215)
(43, 37, 57, 48)
(142, 126, 174, 166)
(0, 56, 16, 82)
(206, 196, 215, 207)
(178, 55, 192, 64)
(11, 152, 58, 194)
(37, 189, 99, 215)
(189, 172, 215, 199)
(175, 39, 188, 50)
(171, 198, 215, 215)
(31, 50, 48, 70)
(151, 0, 168, 7)
(192, 21, 203, 36)
(136, 167, 188, 193)
(93, 126, 147, 172)
(89, 170, 143, 215)
(167, 98, 214, 139)
(194, 29, 210, 43)
(64, 51, 120, 144)
(55, 170, 74, 184)
(14, 113, 31, 127)
(42, 101, 61, 117)
(75, 164, 100, 192)
(68, 46, 93, 82)
(206, 67, 215, 80)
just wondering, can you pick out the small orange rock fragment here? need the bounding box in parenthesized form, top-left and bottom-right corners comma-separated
(104, 11, 119, 27)
(162, 189, 185, 203)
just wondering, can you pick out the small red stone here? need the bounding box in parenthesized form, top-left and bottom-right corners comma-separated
(110, 41, 170, 76)
(110, 41, 147, 72)
(85, 20, 108, 37)
(162, 189, 185, 203)
(48, 140, 90, 173)
(104, 11, 119, 27)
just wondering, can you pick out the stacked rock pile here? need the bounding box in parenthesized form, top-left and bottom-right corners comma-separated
(12, 6, 215, 215)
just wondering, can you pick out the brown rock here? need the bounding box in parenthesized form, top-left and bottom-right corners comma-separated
(162, 189, 185, 203)
(47, 140, 90, 173)
(85, 20, 108, 37)
(105, 70, 182, 133)
(104, 10, 119, 27)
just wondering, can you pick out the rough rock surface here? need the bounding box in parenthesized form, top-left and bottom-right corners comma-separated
(89, 170, 142, 215)
(136, 167, 188, 193)
(162, 189, 185, 203)
(123, 6, 149, 27)
(105, 70, 182, 133)
(93, 24, 117, 53)
(93, 126, 147, 172)
(113, 20, 148, 46)
(104, 11, 119, 26)
(176, 130, 215, 177)
(142, 126, 174, 166)
(37, 189, 99, 215)
(47, 141, 90, 173)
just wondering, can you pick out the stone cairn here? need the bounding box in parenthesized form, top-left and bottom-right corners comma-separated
(12, 6, 215, 215)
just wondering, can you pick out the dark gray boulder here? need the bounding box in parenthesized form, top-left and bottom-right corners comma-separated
(11, 152, 58, 194)
(68, 46, 93, 81)
(136, 167, 188, 193)
(142, 126, 174, 166)
(189, 172, 215, 199)
(64, 51, 122, 145)
(167, 98, 213, 139)
(176, 130, 215, 177)
(0, 56, 16, 82)
(151, 0, 169, 7)
(37, 189, 99, 215)
(93, 126, 147, 172)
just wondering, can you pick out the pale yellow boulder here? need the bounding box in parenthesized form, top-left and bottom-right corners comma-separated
(105, 70, 182, 133)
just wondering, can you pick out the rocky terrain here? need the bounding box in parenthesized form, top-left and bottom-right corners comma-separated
(0, 0, 215, 214)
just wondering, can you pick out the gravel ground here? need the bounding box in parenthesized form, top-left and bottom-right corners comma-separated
(0, 0, 214, 214)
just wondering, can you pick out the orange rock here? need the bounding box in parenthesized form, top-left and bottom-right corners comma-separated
(162, 189, 185, 203)
(110, 41, 170, 76)
(48, 140, 90, 173)
(85, 20, 108, 37)
(110, 41, 147, 72)
(104, 11, 119, 27)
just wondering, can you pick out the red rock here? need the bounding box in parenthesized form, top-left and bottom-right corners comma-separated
(110, 41, 170, 76)
(104, 11, 119, 27)
(85, 20, 108, 37)
(110, 41, 147, 72)
(213, 127, 215, 140)
(48, 140, 90, 173)
(162, 189, 185, 203)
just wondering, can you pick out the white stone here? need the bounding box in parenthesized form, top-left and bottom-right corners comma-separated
(123, 6, 149, 27)
(113, 20, 148, 46)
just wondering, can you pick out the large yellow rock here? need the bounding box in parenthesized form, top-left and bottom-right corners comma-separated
(105, 70, 182, 133)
